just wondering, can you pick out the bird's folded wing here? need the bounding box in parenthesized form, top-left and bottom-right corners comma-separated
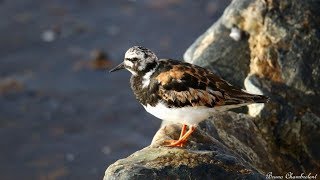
(154, 60, 267, 108)
(154, 63, 226, 108)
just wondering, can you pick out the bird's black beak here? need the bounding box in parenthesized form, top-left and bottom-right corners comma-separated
(109, 62, 125, 73)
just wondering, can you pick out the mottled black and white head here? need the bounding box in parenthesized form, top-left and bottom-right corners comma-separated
(110, 46, 158, 75)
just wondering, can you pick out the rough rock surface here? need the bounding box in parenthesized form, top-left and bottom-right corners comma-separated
(105, 0, 320, 179)
(185, 0, 320, 173)
(105, 112, 265, 180)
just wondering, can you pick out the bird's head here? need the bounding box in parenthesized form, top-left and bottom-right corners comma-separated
(110, 46, 158, 75)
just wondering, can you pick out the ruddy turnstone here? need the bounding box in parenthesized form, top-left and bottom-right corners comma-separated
(110, 46, 269, 147)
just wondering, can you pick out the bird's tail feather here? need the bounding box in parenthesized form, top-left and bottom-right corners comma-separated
(251, 94, 270, 103)
(224, 90, 270, 105)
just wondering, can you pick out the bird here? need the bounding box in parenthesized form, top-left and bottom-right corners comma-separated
(110, 46, 269, 147)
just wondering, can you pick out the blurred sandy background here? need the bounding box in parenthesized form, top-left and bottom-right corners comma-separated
(0, 0, 230, 179)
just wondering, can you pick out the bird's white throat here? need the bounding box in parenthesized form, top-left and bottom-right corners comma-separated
(142, 65, 158, 88)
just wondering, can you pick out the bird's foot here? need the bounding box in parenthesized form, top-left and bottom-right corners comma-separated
(163, 139, 187, 147)
(163, 125, 195, 147)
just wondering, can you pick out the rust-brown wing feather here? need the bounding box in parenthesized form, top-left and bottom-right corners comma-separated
(154, 59, 268, 108)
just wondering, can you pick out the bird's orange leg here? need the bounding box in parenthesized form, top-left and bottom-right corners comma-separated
(164, 125, 196, 147)
(179, 124, 187, 139)
(177, 124, 188, 147)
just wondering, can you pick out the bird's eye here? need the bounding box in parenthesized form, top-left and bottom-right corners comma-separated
(125, 58, 139, 62)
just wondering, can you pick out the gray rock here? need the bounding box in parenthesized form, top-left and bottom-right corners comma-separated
(186, 0, 320, 173)
(106, 0, 320, 178)
(105, 112, 265, 180)
(184, 22, 250, 88)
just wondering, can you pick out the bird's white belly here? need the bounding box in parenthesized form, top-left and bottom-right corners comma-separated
(143, 102, 214, 125)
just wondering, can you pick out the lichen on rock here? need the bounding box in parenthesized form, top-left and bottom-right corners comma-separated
(105, 0, 320, 179)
